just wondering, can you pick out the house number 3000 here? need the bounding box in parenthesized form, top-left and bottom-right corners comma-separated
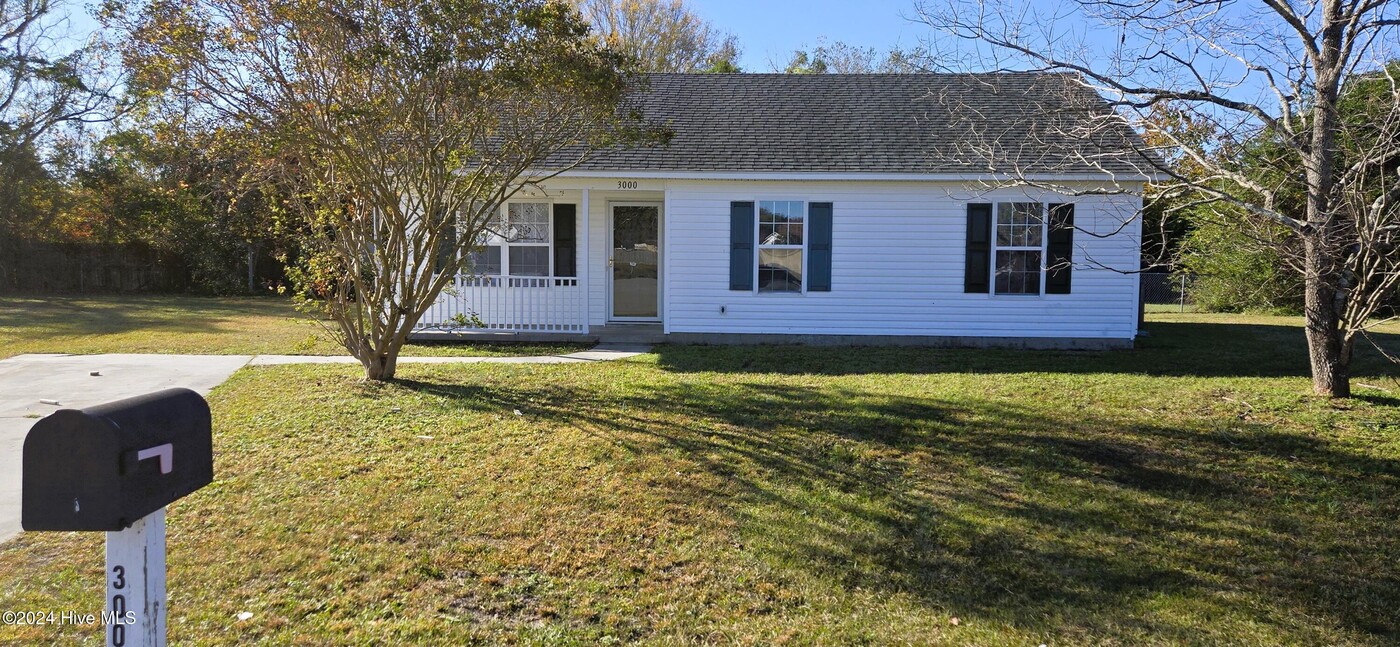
(617, 181, 639, 189)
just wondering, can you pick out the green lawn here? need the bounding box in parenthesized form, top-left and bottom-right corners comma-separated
(0, 295, 588, 359)
(1, 313, 1398, 644)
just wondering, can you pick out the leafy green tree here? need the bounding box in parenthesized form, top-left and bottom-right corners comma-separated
(1177, 211, 1304, 313)
(61, 128, 287, 294)
(782, 50, 828, 75)
(107, 0, 661, 380)
(699, 36, 742, 73)
(1136, 102, 1233, 271)
(0, 0, 116, 153)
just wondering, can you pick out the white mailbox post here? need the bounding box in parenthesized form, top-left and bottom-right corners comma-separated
(106, 509, 167, 646)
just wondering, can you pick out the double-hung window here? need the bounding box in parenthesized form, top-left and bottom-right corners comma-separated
(993, 202, 1045, 295)
(466, 201, 551, 278)
(502, 202, 551, 276)
(757, 200, 805, 292)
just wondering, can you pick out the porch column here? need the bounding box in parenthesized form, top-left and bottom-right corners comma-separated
(661, 186, 671, 335)
(579, 188, 590, 332)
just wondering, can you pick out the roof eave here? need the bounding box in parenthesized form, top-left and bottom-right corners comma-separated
(545, 169, 1162, 184)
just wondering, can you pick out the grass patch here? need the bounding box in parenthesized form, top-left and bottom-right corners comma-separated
(1143, 302, 1199, 313)
(0, 314, 1398, 644)
(0, 295, 588, 359)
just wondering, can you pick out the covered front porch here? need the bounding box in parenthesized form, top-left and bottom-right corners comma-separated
(414, 181, 666, 343)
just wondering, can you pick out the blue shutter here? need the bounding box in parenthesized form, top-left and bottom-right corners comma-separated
(964, 203, 993, 293)
(433, 209, 456, 274)
(552, 203, 577, 278)
(729, 201, 755, 291)
(1046, 203, 1074, 294)
(807, 202, 833, 291)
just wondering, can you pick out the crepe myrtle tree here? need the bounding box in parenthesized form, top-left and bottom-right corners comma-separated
(914, 0, 1400, 397)
(107, 0, 664, 380)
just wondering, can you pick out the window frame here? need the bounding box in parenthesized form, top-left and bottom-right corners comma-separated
(990, 201, 1049, 297)
(754, 198, 809, 295)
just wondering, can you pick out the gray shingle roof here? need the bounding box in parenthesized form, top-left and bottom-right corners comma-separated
(550, 72, 1149, 176)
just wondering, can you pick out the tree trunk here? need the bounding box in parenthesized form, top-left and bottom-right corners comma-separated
(357, 327, 412, 382)
(1300, 28, 1349, 399)
(1302, 238, 1352, 398)
(246, 242, 257, 294)
(362, 350, 399, 381)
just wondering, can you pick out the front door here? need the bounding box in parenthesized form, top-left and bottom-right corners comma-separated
(609, 203, 661, 320)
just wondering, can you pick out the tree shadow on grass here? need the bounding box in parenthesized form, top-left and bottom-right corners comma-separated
(654, 320, 1400, 381)
(391, 372, 1400, 641)
(0, 295, 298, 338)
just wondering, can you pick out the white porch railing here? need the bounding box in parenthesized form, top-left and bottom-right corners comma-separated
(418, 275, 588, 333)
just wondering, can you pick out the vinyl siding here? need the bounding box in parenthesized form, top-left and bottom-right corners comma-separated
(660, 180, 1141, 340)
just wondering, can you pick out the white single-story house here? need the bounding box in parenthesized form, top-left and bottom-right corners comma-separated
(416, 73, 1149, 348)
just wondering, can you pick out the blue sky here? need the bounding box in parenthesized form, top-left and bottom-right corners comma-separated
(688, 0, 925, 71)
(60, 1, 925, 69)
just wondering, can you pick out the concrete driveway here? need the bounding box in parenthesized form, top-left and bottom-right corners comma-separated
(0, 354, 252, 543)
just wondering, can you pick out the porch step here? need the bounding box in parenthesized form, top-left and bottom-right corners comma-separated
(593, 324, 666, 345)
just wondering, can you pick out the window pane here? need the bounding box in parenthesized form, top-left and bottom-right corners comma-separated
(996, 202, 1043, 247)
(509, 246, 549, 276)
(759, 210, 779, 244)
(759, 200, 805, 245)
(758, 248, 803, 292)
(1018, 203, 1043, 246)
(506, 203, 550, 243)
(785, 218, 804, 245)
(995, 250, 1041, 295)
(467, 245, 501, 275)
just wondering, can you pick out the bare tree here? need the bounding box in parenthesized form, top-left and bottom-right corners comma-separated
(777, 39, 927, 74)
(109, 0, 661, 380)
(573, 0, 739, 72)
(913, 0, 1400, 397)
(1, 0, 114, 151)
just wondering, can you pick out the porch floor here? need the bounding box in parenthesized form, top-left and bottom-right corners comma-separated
(410, 323, 665, 345)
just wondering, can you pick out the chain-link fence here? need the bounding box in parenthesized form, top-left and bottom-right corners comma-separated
(1141, 272, 1195, 311)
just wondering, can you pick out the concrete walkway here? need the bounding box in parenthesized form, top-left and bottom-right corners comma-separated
(0, 344, 649, 543)
(248, 344, 652, 365)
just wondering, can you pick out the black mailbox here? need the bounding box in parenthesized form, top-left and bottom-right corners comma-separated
(22, 388, 213, 531)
